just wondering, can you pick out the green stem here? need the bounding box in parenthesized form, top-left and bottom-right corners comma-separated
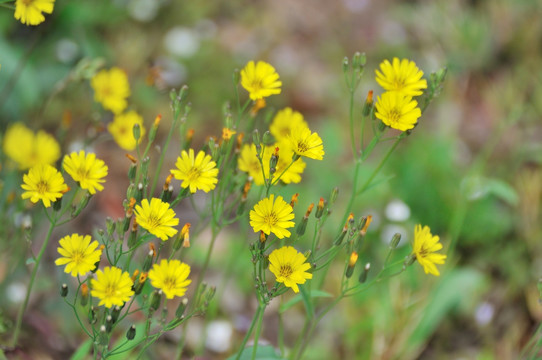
(235, 304, 264, 360)
(11, 217, 56, 346)
(250, 306, 265, 360)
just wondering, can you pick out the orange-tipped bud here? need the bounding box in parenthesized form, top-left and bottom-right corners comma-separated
(131, 269, 140, 282)
(361, 215, 373, 236)
(139, 272, 148, 284)
(259, 231, 267, 243)
(290, 193, 299, 208)
(61, 186, 71, 195)
(181, 223, 191, 248)
(315, 197, 325, 218)
(250, 98, 266, 116)
(305, 203, 314, 218)
(344, 213, 355, 229)
(186, 129, 195, 142)
(99, 244, 105, 252)
(125, 154, 138, 164)
(236, 132, 245, 151)
(273, 147, 280, 157)
(366, 90, 373, 104)
(80, 283, 89, 306)
(164, 174, 174, 190)
(154, 114, 162, 127)
(349, 252, 359, 267)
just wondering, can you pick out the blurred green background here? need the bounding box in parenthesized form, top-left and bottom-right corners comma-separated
(1, 0, 542, 358)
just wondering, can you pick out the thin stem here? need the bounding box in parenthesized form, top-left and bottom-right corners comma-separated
(250, 306, 265, 360)
(11, 216, 56, 346)
(235, 304, 264, 360)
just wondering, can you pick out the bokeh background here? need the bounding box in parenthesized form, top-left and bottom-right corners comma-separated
(1, 0, 542, 358)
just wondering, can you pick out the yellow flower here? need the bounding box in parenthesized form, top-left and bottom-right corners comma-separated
(63, 150, 108, 195)
(171, 149, 219, 193)
(270, 107, 308, 141)
(3, 123, 60, 170)
(91, 266, 134, 308)
(91, 67, 131, 114)
(148, 259, 191, 299)
(288, 125, 325, 160)
(240, 61, 282, 100)
(21, 164, 68, 208)
(269, 246, 312, 293)
(238, 144, 265, 185)
(375, 58, 427, 97)
(412, 225, 447, 276)
(55, 234, 102, 277)
(250, 194, 295, 239)
(108, 111, 146, 151)
(135, 198, 179, 241)
(222, 128, 236, 141)
(375, 92, 421, 132)
(14, 0, 54, 26)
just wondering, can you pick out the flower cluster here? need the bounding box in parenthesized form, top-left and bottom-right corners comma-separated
(374, 58, 426, 131)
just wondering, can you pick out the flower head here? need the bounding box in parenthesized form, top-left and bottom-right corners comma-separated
(250, 194, 295, 239)
(55, 234, 102, 277)
(91, 67, 131, 114)
(240, 61, 282, 100)
(3, 123, 60, 170)
(148, 259, 191, 299)
(63, 151, 108, 194)
(171, 149, 219, 193)
(108, 111, 146, 151)
(288, 125, 325, 160)
(270, 108, 308, 141)
(375, 58, 427, 97)
(375, 92, 421, 132)
(269, 246, 312, 293)
(412, 225, 447, 276)
(14, 0, 54, 26)
(135, 198, 179, 241)
(91, 266, 134, 308)
(21, 164, 68, 208)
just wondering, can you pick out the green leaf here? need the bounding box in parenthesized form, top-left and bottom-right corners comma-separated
(70, 339, 92, 360)
(226, 345, 286, 360)
(279, 290, 332, 314)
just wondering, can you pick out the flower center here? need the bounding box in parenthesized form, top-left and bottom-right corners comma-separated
(163, 276, 176, 290)
(37, 180, 49, 194)
(297, 141, 309, 153)
(72, 250, 84, 265)
(21, 0, 33, 5)
(77, 168, 90, 180)
(263, 212, 278, 227)
(147, 214, 161, 229)
(105, 283, 118, 298)
(388, 108, 401, 124)
(251, 79, 263, 92)
(279, 264, 293, 278)
(186, 167, 202, 182)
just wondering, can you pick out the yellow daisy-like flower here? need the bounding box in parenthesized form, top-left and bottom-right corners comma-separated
(272, 144, 306, 184)
(270, 107, 308, 141)
(108, 111, 146, 151)
(250, 194, 295, 239)
(288, 125, 325, 160)
(14, 0, 54, 26)
(171, 149, 219, 193)
(135, 198, 179, 241)
(269, 246, 313, 293)
(63, 150, 108, 195)
(21, 164, 68, 208)
(238, 144, 265, 185)
(148, 259, 191, 299)
(3, 123, 61, 170)
(240, 61, 282, 101)
(91, 266, 134, 308)
(91, 67, 131, 114)
(375, 58, 427, 97)
(375, 92, 422, 132)
(55, 234, 102, 277)
(412, 225, 447, 276)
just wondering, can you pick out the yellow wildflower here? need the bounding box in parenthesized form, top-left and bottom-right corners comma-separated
(3, 123, 60, 170)
(171, 149, 219, 193)
(91, 267, 134, 308)
(91, 67, 131, 114)
(288, 125, 325, 160)
(55, 234, 102, 277)
(14, 0, 54, 26)
(269, 246, 312, 293)
(21, 164, 68, 208)
(412, 225, 447, 276)
(148, 259, 191, 299)
(63, 150, 108, 194)
(108, 111, 146, 151)
(135, 198, 179, 241)
(240, 61, 282, 100)
(375, 92, 421, 132)
(270, 107, 308, 141)
(250, 194, 295, 239)
(375, 58, 427, 97)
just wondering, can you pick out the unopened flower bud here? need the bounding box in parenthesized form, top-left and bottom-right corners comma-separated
(176, 298, 189, 318)
(149, 114, 161, 142)
(362, 90, 374, 117)
(105, 315, 114, 333)
(149, 290, 162, 313)
(359, 263, 370, 283)
(132, 123, 141, 141)
(111, 305, 122, 323)
(142, 249, 155, 272)
(106, 217, 116, 236)
(342, 57, 349, 73)
(126, 325, 136, 340)
(315, 198, 325, 219)
(128, 222, 138, 248)
(99, 325, 108, 345)
(390, 233, 401, 249)
(259, 231, 267, 249)
(330, 187, 339, 205)
(290, 193, 299, 208)
(346, 252, 358, 278)
(60, 283, 68, 297)
(80, 284, 89, 306)
(134, 272, 148, 295)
